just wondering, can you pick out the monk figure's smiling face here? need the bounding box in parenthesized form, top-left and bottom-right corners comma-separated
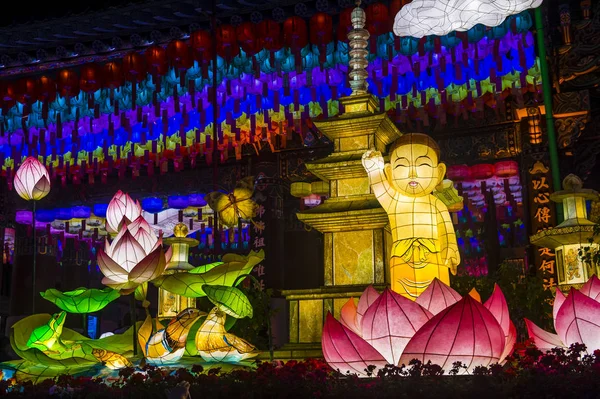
(387, 141, 446, 197)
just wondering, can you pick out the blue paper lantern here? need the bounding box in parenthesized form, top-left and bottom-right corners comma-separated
(35, 209, 56, 223)
(188, 194, 207, 207)
(93, 204, 108, 218)
(142, 197, 164, 214)
(168, 195, 190, 209)
(72, 206, 91, 219)
(56, 208, 74, 220)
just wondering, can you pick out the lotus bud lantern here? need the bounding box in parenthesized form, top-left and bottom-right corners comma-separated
(14, 157, 51, 201)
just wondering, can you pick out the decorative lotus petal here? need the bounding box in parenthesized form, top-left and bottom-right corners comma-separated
(579, 275, 600, 302)
(322, 313, 388, 377)
(128, 216, 158, 254)
(525, 318, 565, 351)
(356, 285, 380, 329)
(399, 296, 505, 373)
(14, 156, 51, 201)
(553, 289, 566, 332)
(203, 285, 253, 319)
(555, 289, 600, 350)
(128, 246, 167, 284)
(416, 277, 461, 316)
(340, 298, 360, 336)
(153, 250, 265, 298)
(361, 288, 433, 365)
(97, 249, 129, 284)
(106, 190, 142, 234)
(109, 229, 147, 273)
(484, 284, 511, 338)
(40, 287, 120, 314)
(500, 320, 517, 363)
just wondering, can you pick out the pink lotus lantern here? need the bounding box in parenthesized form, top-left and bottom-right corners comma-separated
(106, 190, 142, 234)
(98, 215, 171, 294)
(322, 279, 515, 376)
(526, 275, 600, 352)
(14, 156, 51, 201)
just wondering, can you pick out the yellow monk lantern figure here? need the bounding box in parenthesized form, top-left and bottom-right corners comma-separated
(362, 133, 460, 299)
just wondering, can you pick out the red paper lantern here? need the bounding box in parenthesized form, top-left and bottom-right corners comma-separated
(145, 45, 168, 77)
(310, 13, 333, 46)
(102, 62, 123, 89)
(337, 7, 354, 43)
(79, 64, 103, 93)
(366, 3, 390, 36)
(122, 52, 147, 83)
(256, 20, 282, 51)
(0, 81, 17, 109)
(283, 16, 308, 50)
(16, 77, 39, 104)
(236, 22, 259, 56)
(167, 40, 193, 71)
(216, 25, 240, 60)
(56, 69, 80, 98)
(36, 75, 56, 102)
(494, 161, 519, 178)
(190, 30, 214, 63)
(446, 165, 471, 181)
(471, 164, 495, 180)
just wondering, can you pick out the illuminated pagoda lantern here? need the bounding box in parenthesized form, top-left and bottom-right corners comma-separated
(159, 223, 198, 317)
(281, 2, 401, 357)
(530, 174, 600, 292)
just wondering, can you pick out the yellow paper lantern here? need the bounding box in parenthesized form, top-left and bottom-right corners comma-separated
(290, 182, 312, 198)
(311, 180, 330, 196)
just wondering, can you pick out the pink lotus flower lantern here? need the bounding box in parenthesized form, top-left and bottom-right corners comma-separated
(98, 215, 171, 295)
(106, 190, 142, 234)
(14, 156, 51, 201)
(322, 279, 516, 376)
(526, 275, 600, 352)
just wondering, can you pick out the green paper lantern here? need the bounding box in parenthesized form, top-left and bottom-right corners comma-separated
(203, 285, 253, 319)
(41, 287, 120, 314)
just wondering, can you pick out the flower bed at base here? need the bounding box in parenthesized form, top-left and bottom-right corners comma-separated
(2, 344, 600, 398)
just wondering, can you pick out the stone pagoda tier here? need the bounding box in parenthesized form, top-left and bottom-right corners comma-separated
(277, 93, 402, 359)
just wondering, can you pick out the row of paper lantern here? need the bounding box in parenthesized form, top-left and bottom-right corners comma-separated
(1, 29, 537, 136)
(447, 160, 520, 181)
(0, 8, 533, 111)
(0, 67, 540, 184)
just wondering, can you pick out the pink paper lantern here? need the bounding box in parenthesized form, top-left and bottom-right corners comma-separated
(14, 156, 51, 201)
(322, 313, 388, 376)
(415, 277, 462, 316)
(555, 289, 600, 350)
(398, 296, 505, 372)
(579, 275, 600, 302)
(484, 284, 515, 361)
(526, 275, 600, 353)
(525, 318, 564, 351)
(98, 215, 171, 295)
(356, 285, 380, 329)
(106, 190, 142, 234)
(361, 288, 432, 365)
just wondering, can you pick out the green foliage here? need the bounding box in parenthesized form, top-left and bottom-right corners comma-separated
(203, 285, 253, 319)
(228, 286, 275, 352)
(451, 261, 553, 339)
(41, 287, 120, 314)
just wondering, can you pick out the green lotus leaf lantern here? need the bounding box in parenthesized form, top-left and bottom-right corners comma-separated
(203, 284, 253, 319)
(40, 287, 120, 314)
(189, 261, 223, 274)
